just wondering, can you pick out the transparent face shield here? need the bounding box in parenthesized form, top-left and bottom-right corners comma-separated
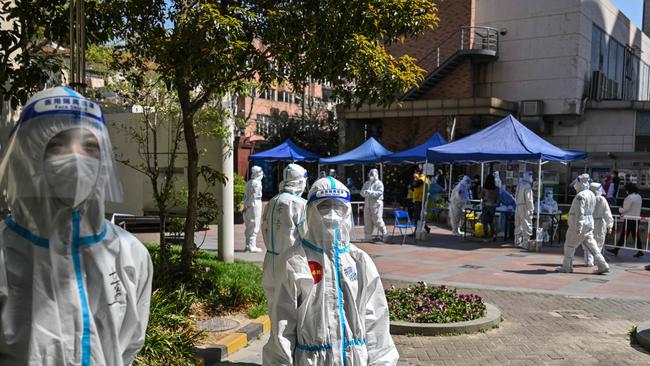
(570, 175, 590, 193)
(0, 92, 124, 216)
(302, 188, 353, 245)
(590, 183, 605, 196)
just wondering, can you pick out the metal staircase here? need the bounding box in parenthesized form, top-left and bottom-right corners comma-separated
(402, 26, 499, 101)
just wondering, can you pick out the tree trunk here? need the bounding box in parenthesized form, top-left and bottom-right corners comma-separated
(181, 112, 199, 274)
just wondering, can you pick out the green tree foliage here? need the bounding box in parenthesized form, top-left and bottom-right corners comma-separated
(113, 68, 185, 274)
(262, 100, 339, 157)
(113, 0, 439, 271)
(0, 0, 119, 108)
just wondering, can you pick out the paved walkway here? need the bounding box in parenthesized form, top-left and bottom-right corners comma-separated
(137, 223, 650, 300)
(211, 286, 650, 365)
(136, 222, 650, 365)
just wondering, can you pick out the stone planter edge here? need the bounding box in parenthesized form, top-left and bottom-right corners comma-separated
(390, 302, 501, 336)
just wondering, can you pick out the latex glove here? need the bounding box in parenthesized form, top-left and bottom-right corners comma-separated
(607, 227, 612, 234)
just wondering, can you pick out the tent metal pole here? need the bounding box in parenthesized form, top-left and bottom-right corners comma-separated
(481, 163, 484, 189)
(536, 159, 542, 243)
(380, 163, 384, 181)
(448, 163, 454, 198)
(362, 165, 366, 182)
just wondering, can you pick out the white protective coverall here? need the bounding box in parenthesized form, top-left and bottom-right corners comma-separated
(261, 163, 308, 310)
(448, 176, 472, 235)
(584, 183, 614, 267)
(263, 177, 399, 366)
(539, 189, 559, 242)
(540, 189, 558, 213)
(558, 174, 609, 274)
(493, 171, 502, 189)
(244, 165, 264, 252)
(0, 87, 153, 366)
(360, 169, 388, 241)
(514, 172, 534, 248)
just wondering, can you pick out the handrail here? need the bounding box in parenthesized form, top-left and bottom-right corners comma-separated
(415, 26, 499, 72)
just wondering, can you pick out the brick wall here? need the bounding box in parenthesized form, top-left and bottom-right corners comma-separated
(381, 116, 448, 151)
(421, 62, 474, 99)
(387, 0, 474, 71)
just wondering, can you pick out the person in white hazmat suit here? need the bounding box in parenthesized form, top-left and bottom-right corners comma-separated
(583, 182, 614, 267)
(448, 176, 472, 236)
(0, 87, 153, 365)
(493, 171, 502, 189)
(556, 174, 609, 274)
(540, 189, 558, 213)
(263, 177, 399, 366)
(538, 189, 559, 242)
(360, 169, 388, 242)
(514, 171, 535, 248)
(244, 165, 264, 252)
(261, 163, 308, 310)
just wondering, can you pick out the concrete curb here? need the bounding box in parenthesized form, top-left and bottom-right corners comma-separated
(194, 315, 270, 365)
(636, 321, 650, 351)
(390, 302, 501, 336)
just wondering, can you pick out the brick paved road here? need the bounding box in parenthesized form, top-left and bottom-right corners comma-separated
(385, 280, 650, 366)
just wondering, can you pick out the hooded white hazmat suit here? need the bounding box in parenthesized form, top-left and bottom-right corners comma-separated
(0, 87, 153, 366)
(540, 189, 558, 213)
(261, 163, 308, 310)
(538, 189, 559, 242)
(360, 169, 388, 241)
(493, 171, 502, 189)
(558, 174, 609, 274)
(448, 176, 472, 235)
(584, 183, 614, 267)
(244, 165, 264, 252)
(514, 171, 534, 248)
(263, 177, 399, 365)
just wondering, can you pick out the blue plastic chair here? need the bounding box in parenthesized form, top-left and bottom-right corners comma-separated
(392, 210, 416, 244)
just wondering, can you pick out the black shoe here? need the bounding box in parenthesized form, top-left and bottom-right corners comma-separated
(645, 264, 650, 271)
(425, 226, 431, 234)
(606, 248, 619, 256)
(633, 251, 645, 258)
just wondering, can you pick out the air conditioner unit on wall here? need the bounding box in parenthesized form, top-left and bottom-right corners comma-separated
(589, 70, 605, 101)
(519, 100, 544, 116)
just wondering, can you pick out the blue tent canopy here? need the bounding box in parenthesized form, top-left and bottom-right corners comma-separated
(319, 137, 393, 164)
(382, 132, 447, 163)
(426, 115, 587, 163)
(249, 139, 320, 162)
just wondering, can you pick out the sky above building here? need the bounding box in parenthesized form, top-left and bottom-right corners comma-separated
(612, 0, 643, 28)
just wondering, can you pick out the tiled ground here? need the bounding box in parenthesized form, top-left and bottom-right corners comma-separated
(137, 223, 650, 300)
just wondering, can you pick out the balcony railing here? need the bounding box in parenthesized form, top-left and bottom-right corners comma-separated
(417, 26, 499, 72)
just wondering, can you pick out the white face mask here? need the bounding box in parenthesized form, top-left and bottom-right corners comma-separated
(44, 153, 100, 207)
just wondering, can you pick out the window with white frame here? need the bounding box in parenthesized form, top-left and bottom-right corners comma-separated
(259, 89, 276, 100)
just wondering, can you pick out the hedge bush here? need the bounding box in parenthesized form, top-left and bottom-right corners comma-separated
(135, 245, 267, 365)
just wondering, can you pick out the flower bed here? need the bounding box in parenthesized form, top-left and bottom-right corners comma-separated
(386, 282, 486, 323)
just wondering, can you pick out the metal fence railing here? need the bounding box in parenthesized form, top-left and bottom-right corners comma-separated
(603, 214, 650, 253)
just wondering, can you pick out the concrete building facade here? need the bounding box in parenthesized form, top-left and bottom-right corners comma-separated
(340, 0, 650, 193)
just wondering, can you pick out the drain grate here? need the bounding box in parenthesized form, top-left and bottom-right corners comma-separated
(460, 264, 484, 269)
(580, 277, 609, 284)
(506, 253, 528, 257)
(197, 317, 240, 332)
